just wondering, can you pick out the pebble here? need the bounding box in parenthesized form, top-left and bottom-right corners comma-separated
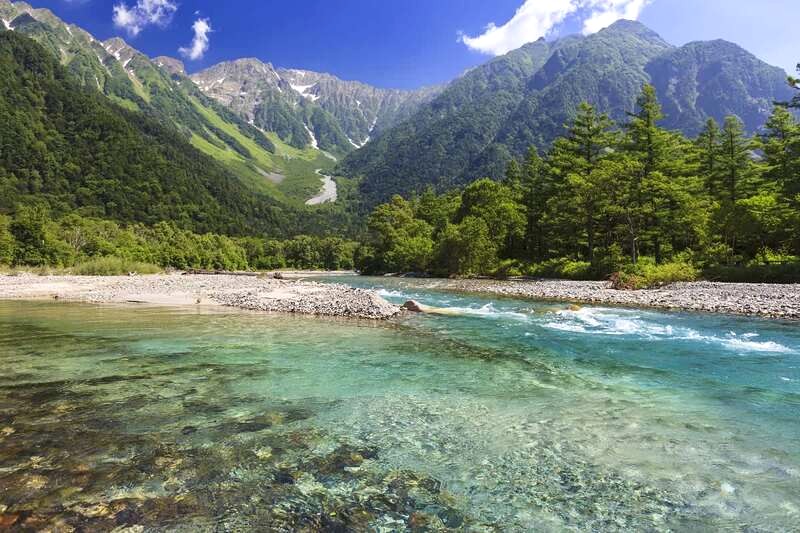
(0, 274, 400, 320)
(432, 279, 800, 320)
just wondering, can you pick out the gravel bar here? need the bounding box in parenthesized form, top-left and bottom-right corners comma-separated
(0, 274, 400, 320)
(418, 279, 800, 320)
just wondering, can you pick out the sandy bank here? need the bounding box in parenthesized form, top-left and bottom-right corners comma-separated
(0, 274, 399, 320)
(413, 278, 800, 320)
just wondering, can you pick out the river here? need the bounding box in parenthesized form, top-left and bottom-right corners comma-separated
(0, 276, 798, 530)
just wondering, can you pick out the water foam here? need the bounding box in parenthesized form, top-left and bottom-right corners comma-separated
(444, 303, 530, 321)
(542, 308, 794, 354)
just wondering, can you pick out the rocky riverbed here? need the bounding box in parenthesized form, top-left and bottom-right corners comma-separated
(0, 274, 400, 320)
(424, 279, 800, 320)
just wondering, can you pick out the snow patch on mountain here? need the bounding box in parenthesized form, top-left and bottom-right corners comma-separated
(303, 123, 319, 149)
(291, 83, 319, 101)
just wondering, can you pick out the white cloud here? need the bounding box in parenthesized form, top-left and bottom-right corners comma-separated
(179, 18, 212, 61)
(582, 0, 650, 34)
(460, 0, 652, 56)
(113, 0, 177, 37)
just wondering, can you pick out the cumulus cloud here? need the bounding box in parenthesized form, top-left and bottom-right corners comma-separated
(582, 0, 650, 34)
(179, 18, 212, 61)
(113, 0, 178, 37)
(460, 0, 652, 56)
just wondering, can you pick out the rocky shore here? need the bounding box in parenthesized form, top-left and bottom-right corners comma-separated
(425, 279, 800, 320)
(0, 274, 400, 320)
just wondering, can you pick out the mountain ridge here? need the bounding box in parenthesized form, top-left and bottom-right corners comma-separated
(190, 58, 442, 155)
(340, 19, 794, 207)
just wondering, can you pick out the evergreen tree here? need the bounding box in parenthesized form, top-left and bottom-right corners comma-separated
(549, 103, 617, 262)
(519, 148, 553, 261)
(695, 118, 722, 196)
(761, 106, 800, 198)
(718, 115, 757, 203)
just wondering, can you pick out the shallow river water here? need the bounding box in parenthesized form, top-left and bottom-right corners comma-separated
(0, 276, 798, 531)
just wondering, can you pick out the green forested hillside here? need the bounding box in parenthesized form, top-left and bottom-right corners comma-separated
(0, 31, 290, 235)
(342, 21, 794, 208)
(340, 39, 553, 205)
(0, 0, 335, 203)
(358, 85, 800, 283)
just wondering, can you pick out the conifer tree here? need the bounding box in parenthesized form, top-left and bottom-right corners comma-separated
(696, 118, 722, 196)
(719, 116, 757, 203)
(549, 103, 617, 262)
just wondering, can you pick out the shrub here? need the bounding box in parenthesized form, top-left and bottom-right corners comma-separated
(525, 258, 594, 280)
(611, 260, 699, 290)
(70, 256, 161, 276)
(492, 259, 524, 279)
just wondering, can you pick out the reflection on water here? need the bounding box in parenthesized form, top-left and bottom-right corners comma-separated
(0, 287, 799, 531)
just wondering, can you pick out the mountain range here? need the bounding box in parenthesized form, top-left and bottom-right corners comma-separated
(190, 59, 440, 156)
(1, 0, 795, 216)
(340, 20, 794, 206)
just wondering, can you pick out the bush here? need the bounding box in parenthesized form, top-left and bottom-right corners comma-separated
(525, 258, 594, 280)
(70, 256, 162, 276)
(611, 259, 699, 290)
(492, 259, 524, 279)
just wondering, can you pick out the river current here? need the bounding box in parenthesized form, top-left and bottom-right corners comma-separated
(0, 276, 798, 531)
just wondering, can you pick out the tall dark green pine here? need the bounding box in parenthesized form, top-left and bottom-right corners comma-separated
(718, 116, 757, 203)
(519, 147, 552, 261)
(622, 84, 681, 264)
(549, 102, 617, 262)
(761, 106, 800, 198)
(695, 118, 722, 196)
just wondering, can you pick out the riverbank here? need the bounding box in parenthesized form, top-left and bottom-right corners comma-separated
(409, 278, 800, 320)
(0, 273, 399, 319)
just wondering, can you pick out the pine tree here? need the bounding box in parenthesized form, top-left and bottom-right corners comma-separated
(761, 106, 800, 197)
(718, 115, 757, 203)
(695, 118, 722, 196)
(520, 147, 552, 261)
(549, 102, 617, 262)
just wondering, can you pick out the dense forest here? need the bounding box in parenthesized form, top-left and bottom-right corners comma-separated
(358, 82, 800, 285)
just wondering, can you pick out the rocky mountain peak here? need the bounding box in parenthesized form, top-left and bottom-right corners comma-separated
(153, 56, 185, 76)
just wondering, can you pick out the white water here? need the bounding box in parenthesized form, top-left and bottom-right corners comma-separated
(541, 307, 795, 354)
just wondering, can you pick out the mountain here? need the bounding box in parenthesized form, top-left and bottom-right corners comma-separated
(341, 20, 794, 207)
(0, 30, 294, 236)
(0, 0, 334, 204)
(190, 59, 440, 155)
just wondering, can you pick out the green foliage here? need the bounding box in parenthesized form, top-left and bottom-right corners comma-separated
(0, 215, 16, 265)
(612, 259, 699, 290)
(0, 31, 296, 237)
(360, 84, 800, 282)
(526, 259, 595, 281)
(70, 256, 161, 276)
(435, 217, 498, 277)
(363, 196, 434, 274)
(1, 209, 358, 273)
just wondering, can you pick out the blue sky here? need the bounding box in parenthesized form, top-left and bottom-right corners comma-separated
(30, 0, 800, 89)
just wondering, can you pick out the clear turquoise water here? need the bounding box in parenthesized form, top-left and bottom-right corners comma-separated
(0, 277, 798, 531)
